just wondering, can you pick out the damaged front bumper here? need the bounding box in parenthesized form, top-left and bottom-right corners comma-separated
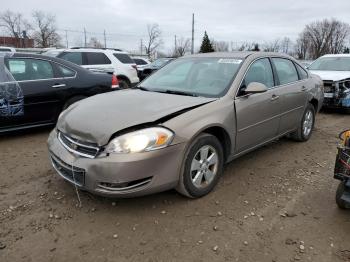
(47, 129, 187, 197)
(323, 80, 350, 109)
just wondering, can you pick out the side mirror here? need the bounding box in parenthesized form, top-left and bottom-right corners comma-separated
(245, 82, 268, 94)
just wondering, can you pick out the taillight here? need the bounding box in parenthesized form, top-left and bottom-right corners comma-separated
(111, 74, 119, 89)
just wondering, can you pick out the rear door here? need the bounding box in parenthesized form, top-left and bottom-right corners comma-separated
(235, 58, 281, 152)
(84, 52, 114, 73)
(271, 58, 308, 134)
(4, 57, 64, 128)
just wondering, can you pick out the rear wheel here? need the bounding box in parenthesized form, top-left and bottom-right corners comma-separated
(290, 103, 315, 142)
(118, 78, 130, 89)
(176, 133, 224, 198)
(336, 182, 350, 209)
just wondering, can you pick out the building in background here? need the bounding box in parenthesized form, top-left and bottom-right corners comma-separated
(0, 36, 34, 48)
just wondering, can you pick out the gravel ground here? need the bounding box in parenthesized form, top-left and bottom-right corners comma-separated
(0, 112, 350, 262)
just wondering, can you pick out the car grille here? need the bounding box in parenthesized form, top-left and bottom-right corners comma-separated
(58, 131, 100, 158)
(323, 81, 335, 93)
(51, 154, 85, 186)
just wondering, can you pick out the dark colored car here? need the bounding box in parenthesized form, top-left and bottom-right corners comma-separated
(0, 53, 118, 132)
(140, 58, 174, 80)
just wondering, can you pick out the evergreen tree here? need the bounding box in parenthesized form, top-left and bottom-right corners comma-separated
(344, 47, 350, 54)
(199, 31, 215, 53)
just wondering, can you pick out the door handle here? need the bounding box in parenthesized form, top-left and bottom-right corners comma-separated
(271, 94, 280, 101)
(52, 84, 66, 88)
(301, 86, 307, 91)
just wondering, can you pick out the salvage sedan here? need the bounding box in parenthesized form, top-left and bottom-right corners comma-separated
(308, 54, 350, 112)
(48, 52, 323, 198)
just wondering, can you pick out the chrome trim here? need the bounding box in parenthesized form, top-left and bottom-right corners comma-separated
(58, 132, 99, 159)
(97, 178, 152, 192)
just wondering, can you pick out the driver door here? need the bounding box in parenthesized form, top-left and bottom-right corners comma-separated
(234, 58, 282, 153)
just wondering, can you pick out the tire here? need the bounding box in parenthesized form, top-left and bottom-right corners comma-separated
(176, 133, 224, 198)
(336, 182, 350, 209)
(290, 103, 315, 142)
(118, 78, 130, 89)
(63, 96, 86, 110)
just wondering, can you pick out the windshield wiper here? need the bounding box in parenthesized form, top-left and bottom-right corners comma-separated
(158, 89, 198, 97)
(135, 86, 151, 91)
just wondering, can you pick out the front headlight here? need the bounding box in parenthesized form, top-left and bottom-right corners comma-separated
(105, 127, 174, 154)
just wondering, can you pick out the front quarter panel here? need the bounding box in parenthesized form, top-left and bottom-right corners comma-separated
(163, 97, 236, 159)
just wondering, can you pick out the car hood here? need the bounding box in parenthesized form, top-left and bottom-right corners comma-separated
(57, 89, 216, 146)
(309, 70, 350, 82)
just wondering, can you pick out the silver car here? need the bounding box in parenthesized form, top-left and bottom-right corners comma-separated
(48, 52, 323, 198)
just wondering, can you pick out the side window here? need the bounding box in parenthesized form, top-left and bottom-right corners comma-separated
(57, 64, 76, 77)
(133, 58, 147, 65)
(241, 58, 274, 93)
(272, 58, 299, 85)
(295, 63, 308, 80)
(59, 52, 83, 65)
(113, 53, 134, 64)
(85, 52, 111, 65)
(6, 58, 54, 81)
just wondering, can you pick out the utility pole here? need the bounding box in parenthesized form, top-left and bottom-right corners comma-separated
(65, 30, 68, 48)
(104, 30, 107, 48)
(84, 28, 87, 47)
(140, 39, 143, 55)
(191, 13, 194, 54)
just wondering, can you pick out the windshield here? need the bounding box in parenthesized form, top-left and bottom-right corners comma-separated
(308, 57, 350, 71)
(140, 57, 243, 98)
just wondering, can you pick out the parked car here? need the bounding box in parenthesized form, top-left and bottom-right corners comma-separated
(0, 46, 16, 53)
(51, 48, 139, 89)
(0, 52, 119, 132)
(140, 57, 174, 80)
(132, 56, 150, 79)
(48, 52, 323, 198)
(308, 54, 350, 112)
(298, 60, 313, 69)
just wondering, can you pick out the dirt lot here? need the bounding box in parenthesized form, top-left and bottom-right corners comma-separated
(0, 112, 350, 262)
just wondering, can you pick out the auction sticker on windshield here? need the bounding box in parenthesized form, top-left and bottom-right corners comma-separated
(218, 58, 242, 64)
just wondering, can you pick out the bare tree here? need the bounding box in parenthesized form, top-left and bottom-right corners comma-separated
(174, 37, 190, 57)
(32, 11, 60, 48)
(263, 39, 280, 52)
(280, 37, 291, 54)
(295, 31, 309, 59)
(0, 10, 32, 38)
(300, 18, 350, 59)
(144, 24, 162, 58)
(213, 41, 229, 52)
(88, 37, 103, 48)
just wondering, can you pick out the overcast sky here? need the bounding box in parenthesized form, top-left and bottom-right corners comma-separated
(3, 0, 350, 53)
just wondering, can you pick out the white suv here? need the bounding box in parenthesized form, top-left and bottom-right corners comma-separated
(56, 48, 139, 89)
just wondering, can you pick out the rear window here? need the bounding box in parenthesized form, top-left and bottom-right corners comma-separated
(113, 53, 134, 64)
(272, 58, 299, 85)
(295, 63, 308, 80)
(59, 52, 83, 65)
(57, 64, 76, 77)
(133, 58, 147, 65)
(85, 52, 111, 65)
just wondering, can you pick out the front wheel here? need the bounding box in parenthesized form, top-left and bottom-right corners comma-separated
(176, 133, 224, 198)
(290, 103, 315, 142)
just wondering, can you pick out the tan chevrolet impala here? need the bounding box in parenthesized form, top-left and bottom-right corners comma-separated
(48, 52, 324, 198)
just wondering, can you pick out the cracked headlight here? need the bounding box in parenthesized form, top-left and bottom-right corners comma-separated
(106, 127, 174, 154)
(339, 80, 350, 89)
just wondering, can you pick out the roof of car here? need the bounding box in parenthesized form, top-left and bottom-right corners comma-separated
(63, 48, 128, 54)
(183, 51, 293, 59)
(321, 54, 350, 58)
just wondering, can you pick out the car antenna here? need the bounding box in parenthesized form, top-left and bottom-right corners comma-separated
(71, 160, 82, 208)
